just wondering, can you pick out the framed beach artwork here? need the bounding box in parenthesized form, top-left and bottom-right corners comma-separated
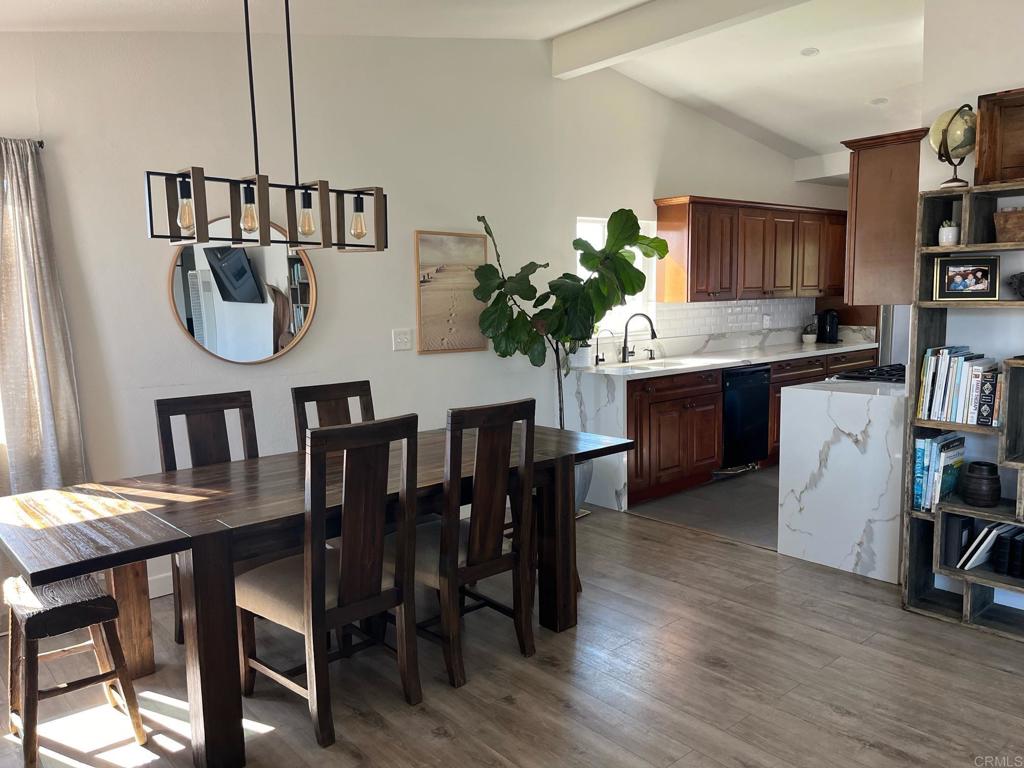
(414, 230, 489, 353)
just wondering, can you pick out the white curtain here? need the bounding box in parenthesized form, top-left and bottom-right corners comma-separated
(0, 138, 86, 498)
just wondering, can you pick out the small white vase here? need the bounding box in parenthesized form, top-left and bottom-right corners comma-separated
(938, 226, 960, 246)
(801, 333, 817, 345)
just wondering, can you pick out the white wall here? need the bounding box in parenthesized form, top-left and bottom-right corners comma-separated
(0, 31, 845, 489)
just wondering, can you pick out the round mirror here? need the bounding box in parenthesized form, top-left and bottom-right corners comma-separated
(168, 218, 317, 364)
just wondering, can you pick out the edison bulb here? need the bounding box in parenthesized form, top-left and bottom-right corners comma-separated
(240, 185, 259, 234)
(350, 195, 367, 240)
(176, 178, 195, 235)
(298, 190, 316, 237)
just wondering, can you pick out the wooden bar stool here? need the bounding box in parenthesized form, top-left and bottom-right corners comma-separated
(5, 574, 147, 767)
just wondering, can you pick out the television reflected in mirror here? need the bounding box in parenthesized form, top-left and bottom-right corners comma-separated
(168, 218, 316, 364)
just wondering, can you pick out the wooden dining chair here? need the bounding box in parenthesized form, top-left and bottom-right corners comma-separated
(291, 380, 375, 449)
(154, 391, 259, 644)
(234, 414, 422, 748)
(385, 398, 536, 688)
(5, 575, 147, 767)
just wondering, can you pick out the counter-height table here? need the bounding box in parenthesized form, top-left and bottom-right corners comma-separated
(0, 426, 632, 768)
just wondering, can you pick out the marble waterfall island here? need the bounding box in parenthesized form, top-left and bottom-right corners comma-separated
(777, 380, 906, 584)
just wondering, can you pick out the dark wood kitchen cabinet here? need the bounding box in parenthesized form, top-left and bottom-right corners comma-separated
(656, 195, 845, 303)
(841, 128, 928, 305)
(627, 371, 723, 503)
(738, 208, 797, 299)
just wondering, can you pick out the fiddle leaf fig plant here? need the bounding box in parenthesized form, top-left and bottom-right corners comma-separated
(473, 209, 668, 427)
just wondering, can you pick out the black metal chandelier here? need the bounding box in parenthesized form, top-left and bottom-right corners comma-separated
(144, 0, 387, 252)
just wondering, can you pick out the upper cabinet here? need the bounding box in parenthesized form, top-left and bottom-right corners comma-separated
(656, 196, 846, 303)
(841, 128, 928, 305)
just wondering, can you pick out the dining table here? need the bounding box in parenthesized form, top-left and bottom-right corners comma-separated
(0, 425, 632, 768)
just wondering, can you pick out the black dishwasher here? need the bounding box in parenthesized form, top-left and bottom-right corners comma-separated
(722, 365, 770, 469)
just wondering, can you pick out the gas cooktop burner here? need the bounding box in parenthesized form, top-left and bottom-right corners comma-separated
(834, 363, 906, 383)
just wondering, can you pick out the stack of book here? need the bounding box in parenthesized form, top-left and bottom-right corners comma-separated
(947, 516, 1024, 574)
(916, 346, 1003, 427)
(912, 432, 965, 511)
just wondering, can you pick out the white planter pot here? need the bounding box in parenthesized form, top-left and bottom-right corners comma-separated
(938, 226, 960, 246)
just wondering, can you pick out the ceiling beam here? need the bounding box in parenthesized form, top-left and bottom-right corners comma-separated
(551, 0, 809, 80)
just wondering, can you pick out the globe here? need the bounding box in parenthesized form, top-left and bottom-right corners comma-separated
(928, 106, 977, 160)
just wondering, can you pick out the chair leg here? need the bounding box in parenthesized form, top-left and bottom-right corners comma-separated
(7, 610, 22, 735)
(438, 582, 466, 688)
(305, 623, 334, 747)
(171, 554, 184, 645)
(87, 625, 120, 710)
(512, 555, 536, 658)
(100, 621, 147, 746)
(237, 609, 256, 697)
(394, 600, 422, 705)
(19, 639, 38, 768)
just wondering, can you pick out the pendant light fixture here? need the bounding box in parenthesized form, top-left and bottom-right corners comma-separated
(144, 0, 387, 252)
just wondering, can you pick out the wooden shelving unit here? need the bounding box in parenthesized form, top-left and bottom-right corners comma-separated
(287, 255, 310, 333)
(902, 180, 1024, 643)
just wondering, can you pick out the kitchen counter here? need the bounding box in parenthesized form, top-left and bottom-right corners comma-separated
(777, 377, 908, 583)
(577, 339, 879, 380)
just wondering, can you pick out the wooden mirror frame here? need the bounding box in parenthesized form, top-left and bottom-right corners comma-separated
(167, 217, 318, 365)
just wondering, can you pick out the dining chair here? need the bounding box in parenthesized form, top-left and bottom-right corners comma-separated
(385, 398, 536, 688)
(154, 391, 260, 644)
(234, 414, 422, 748)
(291, 380, 375, 449)
(5, 574, 147, 767)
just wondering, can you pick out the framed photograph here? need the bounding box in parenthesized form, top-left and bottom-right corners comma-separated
(933, 256, 1000, 301)
(415, 230, 489, 353)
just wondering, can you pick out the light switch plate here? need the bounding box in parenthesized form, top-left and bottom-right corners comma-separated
(392, 328, 413, 351)
(762, 314, 771, 330)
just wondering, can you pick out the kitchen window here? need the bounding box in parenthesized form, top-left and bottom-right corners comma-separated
(575, 216, 657, 336)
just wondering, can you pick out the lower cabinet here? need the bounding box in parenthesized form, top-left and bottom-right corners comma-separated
(627, 378, 723, 503)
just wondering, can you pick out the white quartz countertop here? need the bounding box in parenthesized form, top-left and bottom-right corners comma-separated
(788, 379, 907, 398)
(577, 339, 878, 380)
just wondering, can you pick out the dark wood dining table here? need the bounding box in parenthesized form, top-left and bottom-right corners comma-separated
(0, 425, 632, 768)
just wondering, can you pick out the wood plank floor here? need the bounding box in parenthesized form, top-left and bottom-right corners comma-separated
(1, 508, 1020, 767)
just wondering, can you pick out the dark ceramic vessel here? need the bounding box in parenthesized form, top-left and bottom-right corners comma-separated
(961, 461, 1001, 507)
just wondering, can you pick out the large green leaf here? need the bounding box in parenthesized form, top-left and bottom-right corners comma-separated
(532, 306, 565, 338)
(603, 209, 640, 254)
(526, 334, 547, 366)
(479, 297, 512, 337)
(473, 263, 504, 301)
(635, 233, 669, 260)
(573, 238, 598, 255)
(504, 261, 547, 300)
(579, 252, 602, 273)
(533, 291, 552, 308)
(608, 254, 646, 295)
(492, 331, 518, 357)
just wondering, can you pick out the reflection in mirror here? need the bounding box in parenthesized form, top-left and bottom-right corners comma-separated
(168, 218, 316, 363)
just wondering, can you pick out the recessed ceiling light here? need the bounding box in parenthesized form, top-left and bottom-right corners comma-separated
(800, 47, 820, 57)
(869, 97, 890, 106)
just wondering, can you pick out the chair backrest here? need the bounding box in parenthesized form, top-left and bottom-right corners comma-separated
(154, 391, 259, 472)
(304, 413, 418, 620)
(443, 399, 535, 573)
(291, 381, 376, 450)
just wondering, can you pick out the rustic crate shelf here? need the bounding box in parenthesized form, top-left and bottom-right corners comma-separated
(903, 186, 1024, 640)
(912, 418, 1002, 435)
(935, 494, 1019, 524)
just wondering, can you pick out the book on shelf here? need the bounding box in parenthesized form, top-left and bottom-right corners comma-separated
(958, 522, 1018, 570)
(944, 514, 973, 567)
(913, 432, 965, 511)
(916, 347, 1002, 427)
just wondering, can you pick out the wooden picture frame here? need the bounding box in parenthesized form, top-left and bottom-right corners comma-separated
(414, 230, 489, 354)
(932, 255, 1000, 301)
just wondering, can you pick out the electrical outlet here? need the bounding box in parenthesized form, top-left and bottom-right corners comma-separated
(762, 313, 771, 330)
(392, 328, 413, 351)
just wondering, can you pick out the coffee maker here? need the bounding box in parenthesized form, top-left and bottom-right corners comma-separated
(816, 309, 839, 343)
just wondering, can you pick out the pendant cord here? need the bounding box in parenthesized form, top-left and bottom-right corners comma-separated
(285, 0, 300, 187)
(243, 0, 260, 175)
